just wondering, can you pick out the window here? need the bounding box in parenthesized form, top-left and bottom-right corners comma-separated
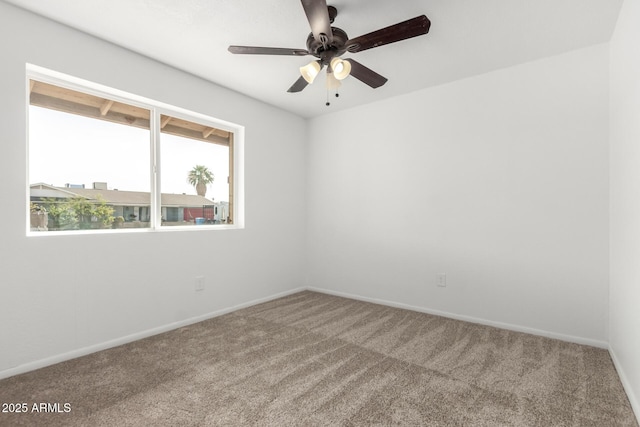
(27, 67, 242, 234)
(160, 114, 234, 227)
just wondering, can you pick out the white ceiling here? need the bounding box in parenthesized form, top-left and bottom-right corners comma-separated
(4, 0, 623, 118)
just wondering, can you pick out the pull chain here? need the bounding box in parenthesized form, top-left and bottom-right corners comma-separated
(326, 90, 340, 106)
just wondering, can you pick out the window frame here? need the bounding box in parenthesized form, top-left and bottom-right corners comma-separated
(26, 64, 244, 236)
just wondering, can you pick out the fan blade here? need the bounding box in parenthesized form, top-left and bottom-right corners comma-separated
(228, 46, 310, 56)
(301, 0, 333, 45)
(287, 76, 309, 93)
(345, 59, 388, 88)
(346, 15, 430, 53)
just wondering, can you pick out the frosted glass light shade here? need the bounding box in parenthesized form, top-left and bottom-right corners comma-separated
(326, 71, 341, 90)
(300, 61, 321, 84)
(330, 58, 351, 80)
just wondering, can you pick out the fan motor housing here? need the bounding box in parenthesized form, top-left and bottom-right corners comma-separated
(306, 27, 349, 60)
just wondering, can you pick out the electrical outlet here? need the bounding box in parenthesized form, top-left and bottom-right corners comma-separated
(195, 276, 205, 292)
(437, 273, 447, 287)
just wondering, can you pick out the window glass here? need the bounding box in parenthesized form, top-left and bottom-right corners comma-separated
(160, 114, 232, 226)
(29, 80, 151, 231)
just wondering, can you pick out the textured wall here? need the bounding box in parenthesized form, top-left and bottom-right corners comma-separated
(307, 45, 610, 346)
(610, 0, 640, 419)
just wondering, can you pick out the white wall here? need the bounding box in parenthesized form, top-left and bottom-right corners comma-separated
(0, 2, 307, 377)
(307, 44, 610, 346)
(610, 0, 640, 418)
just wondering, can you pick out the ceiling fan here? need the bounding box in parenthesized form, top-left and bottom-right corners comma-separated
(228, 0, 431, 100)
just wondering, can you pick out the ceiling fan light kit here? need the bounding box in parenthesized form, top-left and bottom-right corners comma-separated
(300, 61, 322, 84)
(330, 57, 351, 80)
(325, 71, 341, 90)
(228, 0, 431, 104)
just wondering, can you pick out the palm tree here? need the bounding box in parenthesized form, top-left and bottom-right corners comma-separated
(187, 165, 214, 197)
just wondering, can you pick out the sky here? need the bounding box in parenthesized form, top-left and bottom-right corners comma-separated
(29, 106, 230, 202)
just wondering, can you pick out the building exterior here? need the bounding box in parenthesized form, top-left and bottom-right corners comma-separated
(30, 183, 229, 229)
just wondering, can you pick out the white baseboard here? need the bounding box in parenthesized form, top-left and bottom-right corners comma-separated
(0, 287, 306, 381)
(0, 285, 611, 381)
(307, 287, 609, 349)
(609, 346, 640, 423)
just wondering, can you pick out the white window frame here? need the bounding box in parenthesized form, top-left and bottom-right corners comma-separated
(26, 64, 244, 236)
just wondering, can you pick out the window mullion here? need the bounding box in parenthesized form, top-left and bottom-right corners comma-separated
(151, 109, 161, 229)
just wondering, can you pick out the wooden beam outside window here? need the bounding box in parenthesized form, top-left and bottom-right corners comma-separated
(161, 115, 172, 129)
(99, 99, 114, 116)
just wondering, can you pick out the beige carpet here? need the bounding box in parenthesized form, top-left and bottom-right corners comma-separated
(0, 290, 637, 426)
